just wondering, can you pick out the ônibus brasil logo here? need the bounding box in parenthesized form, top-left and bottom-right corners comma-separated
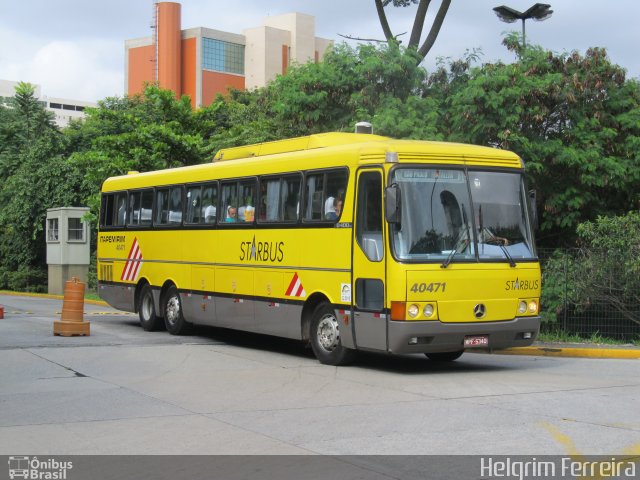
(8, 456, 73, 479)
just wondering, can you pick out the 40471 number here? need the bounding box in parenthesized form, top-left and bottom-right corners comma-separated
(410, 282, 447, 293)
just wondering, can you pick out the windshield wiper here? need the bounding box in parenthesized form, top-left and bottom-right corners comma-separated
(481, 228, 516, 267)
(441, 205, 470, 269)
(478, 205, 516, 267)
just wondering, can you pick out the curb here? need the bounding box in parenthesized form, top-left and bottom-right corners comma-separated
(494, 346, 640, 360)
(0, 290, 108, 307)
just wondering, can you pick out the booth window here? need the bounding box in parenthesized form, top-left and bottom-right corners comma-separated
(68, 218, 85, 242)
(47, 218, 59, 242)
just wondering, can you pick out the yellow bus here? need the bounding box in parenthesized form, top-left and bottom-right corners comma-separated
(97, 132, 541, 365)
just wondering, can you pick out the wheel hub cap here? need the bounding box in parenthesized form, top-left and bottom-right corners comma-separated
(317, 314, 340, 351)
(166, 296, 180, 326)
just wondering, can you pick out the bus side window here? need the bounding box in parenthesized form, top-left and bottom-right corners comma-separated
(238, 180, 256, 223)
(155, 189, 169, 225)
(168, 187, 183, 225)
(220, 182, 238, 223)
(186, 186, 202, 224)
(304, 173, 324, 221)
(140, 189, 154, 226)
(114, 192, 127, 227)
(260, 177, 281, 222)
(202, 183, 217, 223)
(282, 175, 301, 221)
(128, 191, 141, 226)
(101, 194, 115, 227)
(325, 170, 347, 221)
(304, 169, 347, 222)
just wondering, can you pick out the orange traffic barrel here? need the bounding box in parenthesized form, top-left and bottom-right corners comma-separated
(54, 277, 90, 336)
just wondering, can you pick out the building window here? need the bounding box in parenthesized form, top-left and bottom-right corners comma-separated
(68, 218, 85, 242)
(47, 218, 59, 242)
(202, 38, 245, 75)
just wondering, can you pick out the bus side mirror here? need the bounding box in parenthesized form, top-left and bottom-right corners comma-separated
(529, 189, 539, 230)
(385, 184, 401, 225)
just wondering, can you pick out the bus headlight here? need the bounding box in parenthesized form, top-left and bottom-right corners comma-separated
(528, 300, 538, 314)
(518, 301, 528, 314)
(408, 304, 419, 318)
(423, 304, 435, 318)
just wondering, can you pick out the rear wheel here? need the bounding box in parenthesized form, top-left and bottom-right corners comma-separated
(163, 286, 192, 335)
(425, 350, 464, 362)
(139, 284, 161, 331)
(309, 303, 356, 366)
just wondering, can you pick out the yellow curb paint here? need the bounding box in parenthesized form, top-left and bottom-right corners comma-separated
(496, 346, 640, 360)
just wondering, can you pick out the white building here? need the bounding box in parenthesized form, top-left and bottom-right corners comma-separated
(0, 79, 96, 128)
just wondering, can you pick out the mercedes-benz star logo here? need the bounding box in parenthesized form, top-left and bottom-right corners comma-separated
(473, 304, 486, 319)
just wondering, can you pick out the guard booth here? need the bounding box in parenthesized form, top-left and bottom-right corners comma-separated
(46, 207, 90, 295)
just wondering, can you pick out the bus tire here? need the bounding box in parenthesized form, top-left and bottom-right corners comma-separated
(425, 350, 464, 362)
(163, 286, 192, 335)
(139, 284, 162, 331)
(309, 302, 355, 366)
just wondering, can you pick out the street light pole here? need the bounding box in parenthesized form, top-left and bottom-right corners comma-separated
(493, 3, 553, 50)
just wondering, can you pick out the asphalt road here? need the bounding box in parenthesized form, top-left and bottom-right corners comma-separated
(1, 293, 639, 457)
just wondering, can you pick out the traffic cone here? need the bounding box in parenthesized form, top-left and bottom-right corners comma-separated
(0, 305, 4, 319)
(54, 277, 90, 336)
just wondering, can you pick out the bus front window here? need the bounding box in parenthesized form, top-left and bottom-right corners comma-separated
(391, 168, 474, 262)
(470, 171, 536, 261)
(391, 168, 536, 263)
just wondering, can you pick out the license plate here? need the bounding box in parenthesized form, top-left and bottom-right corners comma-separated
(464, 335, 489, 347)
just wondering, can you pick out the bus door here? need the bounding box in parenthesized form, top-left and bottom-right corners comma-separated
(352, 168, 387, 351)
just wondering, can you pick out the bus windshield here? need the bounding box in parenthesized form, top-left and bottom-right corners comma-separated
(390, 168, 536, 263)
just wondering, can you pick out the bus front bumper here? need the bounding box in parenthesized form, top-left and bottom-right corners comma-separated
(387, 316, 541, 354)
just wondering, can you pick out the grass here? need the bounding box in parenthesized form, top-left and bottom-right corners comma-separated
(84, 290, 102, 302)
(538, 329, 640, 346)
(0, 288, 104, 303)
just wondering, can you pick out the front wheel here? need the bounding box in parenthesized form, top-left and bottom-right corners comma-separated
(163, 286, 192, 335)
(425, 350, 464, 362)
(309, 303, 356, 366)
(139, 284, 162, 331)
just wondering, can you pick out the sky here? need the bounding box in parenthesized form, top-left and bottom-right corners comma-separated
(1, 0, 638, 103)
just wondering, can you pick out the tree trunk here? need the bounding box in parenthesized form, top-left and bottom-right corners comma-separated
(417, 0, 451, 60)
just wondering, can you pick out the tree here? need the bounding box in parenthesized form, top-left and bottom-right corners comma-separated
(442, 37, 640, 245)
(541, 213, 640, 337)
(0, 83, 82, 290)
(67, 85, 215, 223)
(374, 0, 452, 63)
(247, 42, 433, 138)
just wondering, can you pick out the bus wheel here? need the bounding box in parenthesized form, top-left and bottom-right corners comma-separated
(425, 350, 464, 362)
(139, 284, 161, 331)
(163, 286, 192, 335)
(310, 303, 355, 366)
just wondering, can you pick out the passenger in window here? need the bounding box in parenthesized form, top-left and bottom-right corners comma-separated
(334, 199, 343, 218)
(204, 204, 216, 223)
(326, 197, 343, 221)
(226, 206, 237, 222)
(324, 196, 336, 219)
(239, 196, 254, 222)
